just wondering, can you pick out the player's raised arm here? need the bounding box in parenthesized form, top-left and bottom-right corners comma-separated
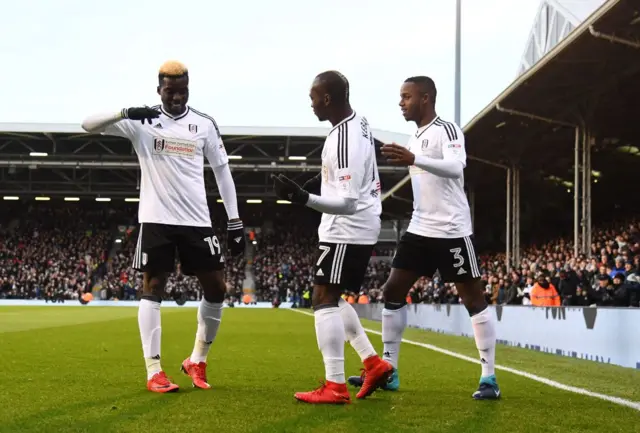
(381, 131, 464, 179)
(81, 107, 160, 139)
(271, 171, 358, 215)
(203, 121, 245, 256)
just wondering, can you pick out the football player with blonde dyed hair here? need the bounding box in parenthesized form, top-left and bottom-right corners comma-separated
(81, 61, 246, 393)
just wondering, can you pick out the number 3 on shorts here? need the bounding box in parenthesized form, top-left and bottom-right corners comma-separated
(317, 245, 331, 266)
(450, 247, 464, 268)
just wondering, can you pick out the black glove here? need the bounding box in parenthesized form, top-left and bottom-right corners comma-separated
(302, 172, 322, 194)
(271, 174, 309, 205)
(227, 220, 246, 256)
(122, 106, 161, 125)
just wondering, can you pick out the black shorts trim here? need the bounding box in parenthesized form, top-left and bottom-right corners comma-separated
(132, 223, 225, 275)
(392, 232, 481, 282)
(314, 243, 374, 291)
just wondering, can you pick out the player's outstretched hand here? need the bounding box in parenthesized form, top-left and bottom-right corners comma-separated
(271, 174, 310, 205)
(123, 106, 161, 125)
(381, 143, 416, 166)
(227, 219, 246, 256)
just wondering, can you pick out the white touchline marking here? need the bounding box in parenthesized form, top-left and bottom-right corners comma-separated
(289, 308, 640, 411)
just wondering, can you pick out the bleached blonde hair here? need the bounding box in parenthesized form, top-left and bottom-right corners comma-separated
(158, 60, 188, 83)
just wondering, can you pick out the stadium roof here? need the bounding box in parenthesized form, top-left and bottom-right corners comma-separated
(463, 0, 640, 174)
(0, 122, 414, 217)
(517, 0, 606, 75)
(457, 0, 640, 241)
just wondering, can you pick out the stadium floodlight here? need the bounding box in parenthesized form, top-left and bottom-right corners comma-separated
(115, 239, 122, 244)
(288, 156, 307, 161)
(95, 197, 111, 202)
(124, 198, 140, 202)
(3, 196, 19, 200)
(276, 200, 291, 204)
(228, 155, 242, 160)
(29, 152, 48, 157)
(246, 199, 262, 204)
(64, 197, 80, 202)
(35, 196, 50, 201)
(216, 199, 224, 203)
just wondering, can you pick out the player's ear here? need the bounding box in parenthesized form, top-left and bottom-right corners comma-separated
(156, 86, 161, 96)
(324, 94, 331, 107)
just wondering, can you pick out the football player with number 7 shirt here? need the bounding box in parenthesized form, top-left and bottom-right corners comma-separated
(272, 70, 393, 404)
(349, 76, 501, 400)
(81, 61, 246, 393)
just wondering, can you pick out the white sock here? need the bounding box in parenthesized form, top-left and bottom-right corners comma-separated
(138, 298, 162, 380)
(314, 306, 346, 384)
(338, 298, 376, 361)
(382, 304, 407, 369)
(471, 307, 496, 378)
(190, 300, 223, 363)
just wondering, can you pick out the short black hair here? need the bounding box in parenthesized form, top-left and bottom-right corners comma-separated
(404, 76, 437, 105)
(315, 70, 350, 105)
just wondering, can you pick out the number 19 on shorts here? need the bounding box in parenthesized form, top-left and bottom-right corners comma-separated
(204, 236, 221, 256)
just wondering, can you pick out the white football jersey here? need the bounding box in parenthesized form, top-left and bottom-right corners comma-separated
(318, 112, 382, 245)
(406, 116, 473, 239)
(103, 105, 228, 227)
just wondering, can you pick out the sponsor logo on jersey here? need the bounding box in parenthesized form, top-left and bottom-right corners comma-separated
(322, 165, 328, 182)
(338, 173, 351, 192)
(152, 137, 197, 159)
(447, 142, 462, 155)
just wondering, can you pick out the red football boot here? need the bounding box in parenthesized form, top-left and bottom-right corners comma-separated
(181, 358, 211, 389)
(146, 371, 179, 393)
(356, 355, 394, 399)
(294, 381, 351, 405)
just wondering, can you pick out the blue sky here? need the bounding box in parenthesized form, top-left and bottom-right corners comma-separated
(1, 0, 540, 134)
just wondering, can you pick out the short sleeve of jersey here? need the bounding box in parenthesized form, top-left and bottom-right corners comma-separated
(203, 121, 228, 168)
(102, 119, 138, 142)
(440, 122, 467, 167)
(334, 122, 366, 200)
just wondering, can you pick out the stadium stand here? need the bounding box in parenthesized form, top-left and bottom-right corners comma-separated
(1, 201, 638, 307)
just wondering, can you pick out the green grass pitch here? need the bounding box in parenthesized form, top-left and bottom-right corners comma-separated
(0, 306, 638, 433)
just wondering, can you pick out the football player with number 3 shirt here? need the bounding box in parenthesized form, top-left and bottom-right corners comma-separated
(272, 71, 393, 404)
(81, 61, 246, 393)
(349, 76, 501, 400)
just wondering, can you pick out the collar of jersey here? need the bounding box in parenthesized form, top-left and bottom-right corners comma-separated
(160, 106, 190, 121)
(329, 111, 356, 134)
(415, 115, 440, 137)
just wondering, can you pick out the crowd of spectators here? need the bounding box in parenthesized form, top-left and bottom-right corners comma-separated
(0, 205, 125, 301)
(1, 203, 639, 308)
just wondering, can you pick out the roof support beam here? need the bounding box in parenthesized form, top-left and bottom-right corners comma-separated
(495, 104, 577, 128)
(589, 26, 640, 49)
